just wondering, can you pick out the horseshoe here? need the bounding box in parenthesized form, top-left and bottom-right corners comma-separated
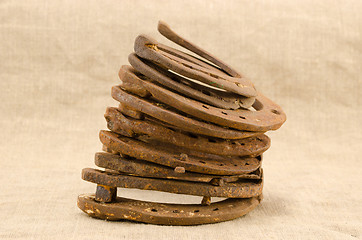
(105, 107, 270, 157)
(112, 84, 286, 132)
(77, 194, 262, 225)
(127, 55, 255, 109)
(118, 65, 286, 131)
(95, 152, 262, 184)
(81, 168, 263, 198)
(99, 130, 262, 175)
(134, 34, 257, 97)
(112, 86, 263, 139)
(157, 21, 240, 78)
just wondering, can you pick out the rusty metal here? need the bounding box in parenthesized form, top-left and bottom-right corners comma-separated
(99, 130, 262, 175)
(102, 145, 119, 155)
(105, 107, 270, 156)
(157, 21, 238, 76)
(95, 152, 262, 184)
(127, 55, 255, 109)
(78, 21, 286, 226)
(111, 86, 264, 139)
(118, 102, 144, 120)
(95, 184, 117, 203)
(112, 85, 285, 133)
(117, 67, 286, 131)
(118, 65, 151, 98)
(134, 35, 257, 97)
(78, 194, 262, 225)
(82, 168, 263, 198)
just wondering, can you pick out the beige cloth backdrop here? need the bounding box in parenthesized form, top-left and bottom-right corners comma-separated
(0, 0, 361, 239)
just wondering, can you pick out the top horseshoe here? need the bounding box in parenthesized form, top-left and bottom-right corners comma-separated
(133, 21, 257, 97)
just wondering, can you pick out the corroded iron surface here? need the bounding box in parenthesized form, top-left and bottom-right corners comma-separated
(99, 130, 262, 175)
(134, 35, 256, 97)
(95, 184, 117, 203)
(118, 102, 144, 120)
(157, 21, 239, 78)
(78, 21, 286, 226)
(95, 152, 262, 184)
(112, 86, 285, 133)
(82, 168, 263, 198)
(111, 86, 260, 139)
(78, 194, 262, 225)
(127, 55, 255, 109)
(115, 85, 285, 132)
(105, 107, 270, 156)
(119, 64, 286, 131)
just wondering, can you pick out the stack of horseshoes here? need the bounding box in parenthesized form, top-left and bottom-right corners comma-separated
(78, 21, 286, 225)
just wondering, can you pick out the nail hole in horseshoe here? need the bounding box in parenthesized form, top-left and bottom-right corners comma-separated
(221, 111, 228, 115)
(239, 116, 246, 119)
(213, 208, 219, 211)
(202, 105, 209, 109)
(208, 138, 217, 143)
(199, 161, 206, 164)
(245, 162, 250, 166)
(271, 109, 280, 115)
(151, 209, 157, 212)
(194, 210, 200, 213)
(219, 163, 224, 166)
(240, 143, 245, 146)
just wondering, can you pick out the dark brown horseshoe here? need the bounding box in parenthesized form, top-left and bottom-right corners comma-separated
(111, 86, 263, 139)
(105, 107, 270, 156)
(77, 194, 262, 225)
(127, 56, 255, 109)
(100, 126, 243, 163)
(99, 130, 262, 175)
(112, 85, 285, 132)
(134, 34, 257, 97)
(95, 152, 262, 184)
(82, 168, 263, 198)
(157, 21, 240, 78)
(119, 65, 286, 131)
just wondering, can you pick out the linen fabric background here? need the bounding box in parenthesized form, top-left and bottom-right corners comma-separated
(0, 0, 361, 239)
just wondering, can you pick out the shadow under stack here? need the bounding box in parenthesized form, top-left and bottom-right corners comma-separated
(78, 21, 286, 225)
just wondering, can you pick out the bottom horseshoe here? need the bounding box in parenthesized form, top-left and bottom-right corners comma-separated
(77, 194, 262, 225)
